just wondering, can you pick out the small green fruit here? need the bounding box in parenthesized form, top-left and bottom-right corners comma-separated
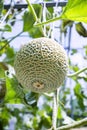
(14, 37, 68, 93)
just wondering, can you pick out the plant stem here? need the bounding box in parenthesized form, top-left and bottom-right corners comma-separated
(26, 0, 38, 22)
(56, 117, 87, 130)
(51, 88, 60, 130)
(0, 31, 23, 51)
(8, 31, 23, 43)
(34, 16, 62, 26)
(52, 90, 57, 130)
(67, 67, 87, 77)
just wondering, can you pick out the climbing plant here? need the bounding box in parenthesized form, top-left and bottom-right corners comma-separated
(0, 0, 87, 130)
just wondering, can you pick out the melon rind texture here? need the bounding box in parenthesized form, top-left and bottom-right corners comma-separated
(14, 37, 68, 93)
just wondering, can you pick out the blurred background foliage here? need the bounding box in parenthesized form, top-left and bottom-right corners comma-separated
(0, 0, 87, 130)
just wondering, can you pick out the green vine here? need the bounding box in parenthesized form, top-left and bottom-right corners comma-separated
(26, 0, 39, 22)
(0, 31, 23, 51)
(57, 117, 87, 130)
(67, 67, 87, 77)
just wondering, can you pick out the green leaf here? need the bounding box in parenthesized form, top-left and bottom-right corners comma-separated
(72, 65, 79, 72)
(5, 76, 25, 104)
(0, 62, 8, 71)
(0, 68, 5, 78)
(37, 109, 51, 128)
(74, 83, 85, 110)
(57, 106, 62, 119)
(62, 0, 87, 23)
(29, 27, 44, 38)
(0, 79, 6, 104)
(61, 20, 73, 32)
(23, 10, 34, 32)
(4, 24, 12, 32)
(3, 47, 15, 66)
(0, 0, 3, 16)
(23, 4, 44, 38)
(75, 22, 87, 37)
(5, 76, 16, 102)
(23, 10, 44, 37)
(0, 24, 12, 32)
(0, 40, 8, 55)
(74, 83, 83, 98)
(32, 117, 39, 128)
(24, 92, 38, 106)
(0, 107, 10, 127)
(35, 0, 87, 26)
(71, 49, 78, 55)
(23, 4, 42, 32)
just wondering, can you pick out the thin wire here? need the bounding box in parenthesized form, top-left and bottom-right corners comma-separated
(51, 1, 61, 129)
(43, 2, 47, 37)
(1, 0, 15, 24)
(51, 0, 60, 39)
(4, 1, 67, 10)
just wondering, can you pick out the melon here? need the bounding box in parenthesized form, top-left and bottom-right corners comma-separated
(14, 37, 68, 93)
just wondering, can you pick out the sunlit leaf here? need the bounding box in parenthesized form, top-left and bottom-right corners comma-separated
(72, 65, 79, 72)
(32, 117, 39, 129)
(5, 76, 16, 102)
(36, 0, 87, 26)
(62, 0, 87, 23)
(57, 106, 62, 119)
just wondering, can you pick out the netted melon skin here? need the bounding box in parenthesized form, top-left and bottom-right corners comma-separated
(14, 37, 68, 93)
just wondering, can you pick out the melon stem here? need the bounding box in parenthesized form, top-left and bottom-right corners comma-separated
(52, 88, 59, 130)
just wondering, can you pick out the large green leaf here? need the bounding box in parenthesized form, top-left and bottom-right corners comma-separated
(23, 4, 44, 38)
(23, 10, 34, 32)
(23, 4, 42, 31)
(36, 0, 87, 26)
(62, 0, 87, 23)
